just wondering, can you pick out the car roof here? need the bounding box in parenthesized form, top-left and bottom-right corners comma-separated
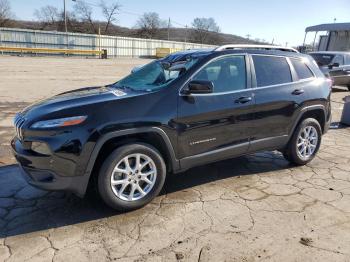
(216, 49, 306, 58)
(164, 48, 308, 63)
(309, 51, 350, 55)
(214, 44, 298, 53)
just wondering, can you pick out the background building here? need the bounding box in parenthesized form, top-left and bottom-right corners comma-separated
(304, 23, 350, 52)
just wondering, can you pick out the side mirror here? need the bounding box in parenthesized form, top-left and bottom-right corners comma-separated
(328, 62, 339, 69)
(131, 65, 143, 74)
(183, 80, 214, 95)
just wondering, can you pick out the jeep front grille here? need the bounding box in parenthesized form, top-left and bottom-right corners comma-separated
(14, 114, 26, 140)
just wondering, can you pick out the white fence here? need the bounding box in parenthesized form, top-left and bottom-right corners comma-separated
(0, 27, 214, 57)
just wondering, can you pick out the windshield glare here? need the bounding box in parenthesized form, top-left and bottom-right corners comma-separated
(310, 54, 335, 66)
(114, 58, 198, 91)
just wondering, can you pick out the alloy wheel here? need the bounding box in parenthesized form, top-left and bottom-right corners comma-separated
(296, 126, 318, 160)
(110, 153, 157, 201)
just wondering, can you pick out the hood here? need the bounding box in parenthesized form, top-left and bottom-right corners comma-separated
(20, 86, 137, 120)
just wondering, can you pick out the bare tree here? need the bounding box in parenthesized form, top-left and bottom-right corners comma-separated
(135, 12, 165, 39)
(74, 1, 97, 33)
(100, 0, 120, 34)
(34, 6, 59, 29)
(191, 17, 220, 44)
(0, 0, 13, 27)
(34, 5, 78, 32)
(58, 10, 79, 32)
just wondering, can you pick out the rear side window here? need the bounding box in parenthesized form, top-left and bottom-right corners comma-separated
(253, 55, 292, 87)
(290, 59, 314, 80)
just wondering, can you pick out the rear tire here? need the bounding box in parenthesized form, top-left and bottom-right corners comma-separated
(283, 118, 322, 166)
(97, 143, 166, 211)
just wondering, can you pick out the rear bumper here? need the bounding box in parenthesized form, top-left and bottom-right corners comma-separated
(11, 138, 89, 197)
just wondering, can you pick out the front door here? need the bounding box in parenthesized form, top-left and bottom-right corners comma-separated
(176, 54, 255, 167)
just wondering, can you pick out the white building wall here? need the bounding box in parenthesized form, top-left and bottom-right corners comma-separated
(0, 27, 214, 57)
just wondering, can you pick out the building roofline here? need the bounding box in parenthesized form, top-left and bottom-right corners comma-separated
(305, 23, 350, 32)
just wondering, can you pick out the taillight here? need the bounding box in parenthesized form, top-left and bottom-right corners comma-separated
(326, 78, 333, 90)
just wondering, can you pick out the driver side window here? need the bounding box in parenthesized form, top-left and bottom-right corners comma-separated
(192, 55, 247, 93)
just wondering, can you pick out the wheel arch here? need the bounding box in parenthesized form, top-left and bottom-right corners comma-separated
(289, 105, 327, 141)
(81, 127, 180, 197)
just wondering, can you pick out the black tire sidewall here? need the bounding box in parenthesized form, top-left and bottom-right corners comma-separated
(98, 143, 166, 211)
(288, 118, 322, 165)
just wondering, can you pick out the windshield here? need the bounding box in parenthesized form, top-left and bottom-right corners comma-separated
(113, 58, 199, 91)
(310, 53, 335, 66)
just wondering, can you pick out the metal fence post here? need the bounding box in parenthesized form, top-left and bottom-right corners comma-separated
(132, 39, 135, 58)
(98, 27, 101, 59)
(34, 31, 37, 56)
(66, 32, 69, 57)
(114, 37, 118, 58)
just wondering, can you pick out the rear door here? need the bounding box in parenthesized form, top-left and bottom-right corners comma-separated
(249, 55, 312, 151)
(176, 54, 255, 164)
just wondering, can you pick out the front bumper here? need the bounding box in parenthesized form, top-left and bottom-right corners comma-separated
(11, 138, 89, 197)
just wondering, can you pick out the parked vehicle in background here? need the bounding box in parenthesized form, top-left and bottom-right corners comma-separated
(12, 45, 332, 211)
(309, 51, 350, 90)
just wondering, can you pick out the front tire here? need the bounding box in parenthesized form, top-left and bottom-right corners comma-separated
(98, 143, 166, 211)
(347, 85, 350, 91)
(283, 118, 322, 165)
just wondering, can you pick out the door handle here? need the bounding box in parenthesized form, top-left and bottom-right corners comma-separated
(235, 96, 252, 104)
(292, 89, 305, 95)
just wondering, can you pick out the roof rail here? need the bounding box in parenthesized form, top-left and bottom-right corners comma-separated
(214, 44, 299, 53)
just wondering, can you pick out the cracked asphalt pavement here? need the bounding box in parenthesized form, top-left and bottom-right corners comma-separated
(1, 57, 350, 261)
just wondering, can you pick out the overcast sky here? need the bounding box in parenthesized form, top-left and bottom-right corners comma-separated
(9, 0, 350, 46)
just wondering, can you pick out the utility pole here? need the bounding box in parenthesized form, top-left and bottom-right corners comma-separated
(64, 0, 76, 33)
(167, 18, 171, 41)
(246, 34, 251, 40)
(185, 25, 188, 43)
(64, 0, 67, 33)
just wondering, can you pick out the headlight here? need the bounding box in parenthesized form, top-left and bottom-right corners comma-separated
(31, 116, 87, 129)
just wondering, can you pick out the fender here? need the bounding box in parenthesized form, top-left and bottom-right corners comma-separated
(288, 105, 327, 140)
(77, 127, 180, 196)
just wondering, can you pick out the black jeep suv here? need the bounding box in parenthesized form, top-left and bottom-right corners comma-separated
(12, 45, 332, 211)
